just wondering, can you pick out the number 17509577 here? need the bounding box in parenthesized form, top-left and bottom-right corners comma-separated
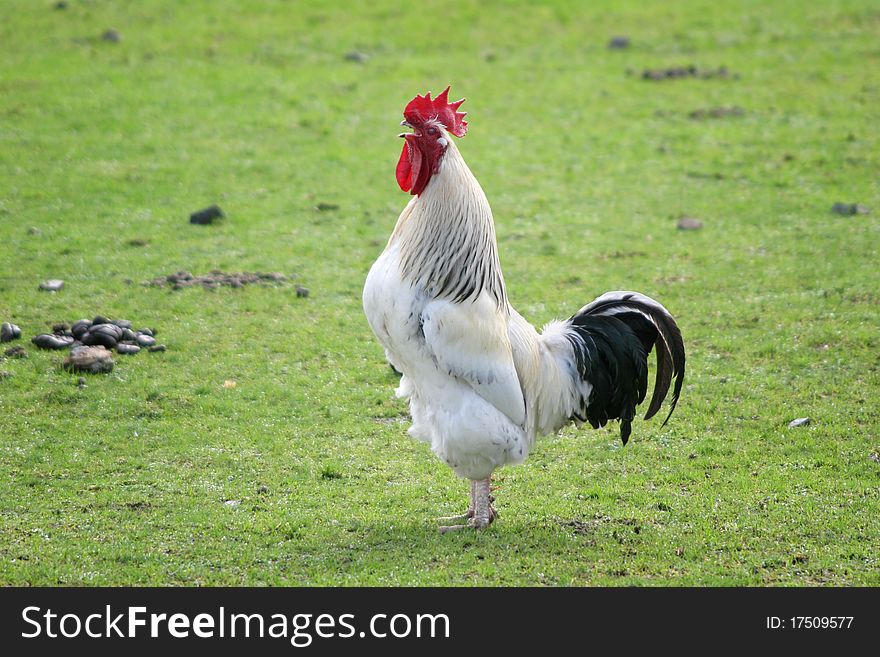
(766, 617, 854, 629)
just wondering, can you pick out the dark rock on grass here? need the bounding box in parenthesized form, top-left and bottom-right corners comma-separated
(27, 226, 42, 235)
(677, 217, 704, 230)
(51, 322, 70, 334)
(82, 324, 122, 349)
(189, 205, 224, 225)
(121, 328, 137, 341)
(71, 319, 92, 339)
(64, 345, 114, 374)
(32, 334, 75, 350)
(138, 328, 155, 337)
(831, 202, 870, 216)
(77, 377, 87, 387)
(39, 279, 64, 292)
(92, 315, 111, 325)
(95, 324, 123, 340)
(296, 285, 310, 298)
(344, 51, 368, 63)
(81, 333, 117, 349)
(689, 106, 745, 119)
(4, 345, 27, 359)
(788, 417, 811, 428)
(608, 36, 630, 50)
(147, 344, 167, 352)
(101, 29, 122, 43)
(116, 343, 141, 355)
(54, 1, 68, 9)
(1, 322, 21, 342)
(111, 319, 133, 329)
(315, 202, 339, 211)
(135, 334, 156, 348)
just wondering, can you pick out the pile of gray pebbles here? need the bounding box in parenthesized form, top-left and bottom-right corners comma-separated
(30, 316, 165, 355)
(2, 317, 166, 375)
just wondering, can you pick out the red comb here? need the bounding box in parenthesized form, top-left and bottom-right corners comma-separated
(403, 86, 468, 138)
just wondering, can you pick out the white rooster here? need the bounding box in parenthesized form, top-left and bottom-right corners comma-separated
(363, 87, 685, 531)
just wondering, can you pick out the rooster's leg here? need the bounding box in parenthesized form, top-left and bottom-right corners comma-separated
(438, 478, 496, 533)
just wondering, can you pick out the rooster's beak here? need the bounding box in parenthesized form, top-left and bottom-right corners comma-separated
(399, 120, 415, 138)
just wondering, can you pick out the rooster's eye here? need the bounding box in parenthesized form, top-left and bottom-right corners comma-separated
(427, 127, 438, 136)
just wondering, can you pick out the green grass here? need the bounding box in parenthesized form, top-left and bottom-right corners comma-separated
(1, 0, 878, 586)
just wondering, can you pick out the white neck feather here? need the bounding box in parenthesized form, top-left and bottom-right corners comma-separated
(391, 139, 507, 307)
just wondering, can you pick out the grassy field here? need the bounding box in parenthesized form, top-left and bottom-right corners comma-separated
(1, 0, 878, 586)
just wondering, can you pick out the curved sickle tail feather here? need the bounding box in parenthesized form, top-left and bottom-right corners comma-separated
(567, 291, 686, 444)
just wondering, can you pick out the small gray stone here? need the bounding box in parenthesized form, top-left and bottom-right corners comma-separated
(101, 28, 122, 42)
(82, 325, 121, 349)
(32, 334, 75, 350)
(608, 36, 631, 50)
(1, 322, 20, 342)
(831, 202, 870, 216)
(344, 51, 368, 63)
(112, 319, 133, 329)
(677, 217, 704, 230)
(71, 319, 92, 339)
(116, 343, 141, 355)
(64, 345, 114, 374)
(296, 285, 309, 298)
(147, 344, 166, 353)
(136, 334, 156, 348)
(39, 279, 65, 292)
(788, 417, 811, 428)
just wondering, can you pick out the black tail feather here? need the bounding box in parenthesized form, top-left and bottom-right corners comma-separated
(566, 291, 686, 443)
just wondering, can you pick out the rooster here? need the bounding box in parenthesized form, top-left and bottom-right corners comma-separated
(363, 87, 685, 532)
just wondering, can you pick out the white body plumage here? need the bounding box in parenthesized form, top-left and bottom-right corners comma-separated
(363, 136, 591, 480)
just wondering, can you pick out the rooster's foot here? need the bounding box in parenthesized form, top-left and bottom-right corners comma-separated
(436, 510, 473, 525)
(437, 477, 496, 533)
(438, 515, 492, 533)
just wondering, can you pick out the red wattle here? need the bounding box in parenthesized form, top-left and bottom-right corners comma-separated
(396, 143, 412, 192)
(396, 139, 423, 195)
